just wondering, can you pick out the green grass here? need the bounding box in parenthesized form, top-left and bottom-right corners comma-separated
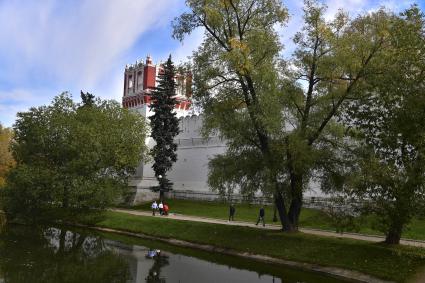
(403, 218, 425, 241)
(80, 210, 425, 282)
(126, 199, 425, 241)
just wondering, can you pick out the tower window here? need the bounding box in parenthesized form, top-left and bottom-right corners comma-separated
(138, 71, 143, 86)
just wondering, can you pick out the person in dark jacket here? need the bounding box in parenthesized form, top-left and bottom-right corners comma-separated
(256, 206, 265, 227)
(229, 204, 235, 221)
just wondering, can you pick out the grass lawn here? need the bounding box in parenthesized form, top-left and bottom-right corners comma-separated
(81, 210, 425, 283)
(126, 199, 425, 241)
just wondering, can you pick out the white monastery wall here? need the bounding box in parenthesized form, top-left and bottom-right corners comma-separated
(130, 115, 227, 203)
(129, 113, 325, 203)
(124, 56, 325, 203)
(168, 123, 227, 192)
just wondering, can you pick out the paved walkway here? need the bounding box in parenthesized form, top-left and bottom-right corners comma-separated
(113, 208, 425, 248)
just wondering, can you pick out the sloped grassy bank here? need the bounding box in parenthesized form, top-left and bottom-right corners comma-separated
(77, 211, 425, 282)
(129, 199, 425, 240)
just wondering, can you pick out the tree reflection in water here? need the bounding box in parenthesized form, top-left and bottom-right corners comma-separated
(145, 251, 169, 283)
(0, 213, 5, 233)
(0, 226, 130, 283)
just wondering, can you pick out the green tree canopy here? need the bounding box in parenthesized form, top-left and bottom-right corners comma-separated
(2, 93, 148, 220)
(174, 0, 392, 231)
(325, 6, 425, 244)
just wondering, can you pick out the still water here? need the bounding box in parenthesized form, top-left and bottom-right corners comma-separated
(0, 225, 352, 283)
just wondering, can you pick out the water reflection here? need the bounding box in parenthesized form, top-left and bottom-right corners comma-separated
(145, 250, 169, 283)
(107, 238, 348, 283)
(0, 212, 5, 233)
(0, 225, 350, 283)
(0, 226, 130, 283)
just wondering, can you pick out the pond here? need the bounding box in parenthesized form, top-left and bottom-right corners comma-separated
(0, 225, 354, 283)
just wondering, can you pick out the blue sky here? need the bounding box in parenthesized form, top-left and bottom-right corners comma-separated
(0, 0, 422, 127)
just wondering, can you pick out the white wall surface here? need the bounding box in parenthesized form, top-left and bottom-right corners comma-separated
(130, 114, 327, 202)
(137, 114, 226, 192)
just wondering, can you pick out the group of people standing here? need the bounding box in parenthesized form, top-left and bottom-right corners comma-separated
(151, 201, 169, 216)
(228, 204, 266, 227)
(151, 200, 266, 225)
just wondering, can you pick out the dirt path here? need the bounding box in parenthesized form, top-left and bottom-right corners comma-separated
(113, 208, 425, 248)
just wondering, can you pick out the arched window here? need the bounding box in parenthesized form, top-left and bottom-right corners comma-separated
(137, 71, 143, 87)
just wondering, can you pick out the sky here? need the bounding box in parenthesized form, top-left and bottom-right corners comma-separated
(0, 0, 422, 127)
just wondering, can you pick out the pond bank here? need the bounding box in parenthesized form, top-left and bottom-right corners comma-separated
(71, 223, 392, 283)
(4, 209, 422, 282)
(113, 208, 425, 248)
(0, 223, 360, 283)
(68, 211, 425, 282)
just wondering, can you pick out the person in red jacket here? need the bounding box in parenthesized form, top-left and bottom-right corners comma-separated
(163, 203, 169, 216)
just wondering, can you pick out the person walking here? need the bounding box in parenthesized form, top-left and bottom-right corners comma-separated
(158, 202, 164, 216)
(256, 206, 265, 227)
(229, 204, 235, 221)
(151, 200, 158, 216)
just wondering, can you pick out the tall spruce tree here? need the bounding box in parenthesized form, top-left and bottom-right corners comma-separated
(149, 55, 180, 200)
(80, 91, 95, 107)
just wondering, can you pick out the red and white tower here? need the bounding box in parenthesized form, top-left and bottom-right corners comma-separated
(122, 55, 192, 118)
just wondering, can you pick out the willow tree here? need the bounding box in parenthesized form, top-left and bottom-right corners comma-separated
(174, 0, 390, 231)
(326, 6, 425, 244)
(174, 0, 289, 228)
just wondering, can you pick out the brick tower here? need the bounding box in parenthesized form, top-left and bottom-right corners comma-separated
(122, 55, 192, 118)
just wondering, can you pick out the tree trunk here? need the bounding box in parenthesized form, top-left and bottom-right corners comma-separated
(63, 187, 69, 209)
(288, 197, 302, 230)
(159, 190, 164, 203)
(287, 172, 303, 231)
(59, 229, 66, 253)
(63, 178, 70, 209)
(274, 191, 296, 232)
(385, 223, 403, 244)
(273, 205, 277, 222)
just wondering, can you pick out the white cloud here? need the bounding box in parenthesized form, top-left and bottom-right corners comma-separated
(281, 0, 414, 58)
(322, 0, 414, 20)
(0, 0, 417, 128)
(376, 0, 415, 13)
(0, 0, 179, 88)
(0, 89, 35, 103)
(323, 0, 368, 20)
(0, 88, 56, 127)
(0, 0, 181, 126)
(280, 0, 369, 57)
